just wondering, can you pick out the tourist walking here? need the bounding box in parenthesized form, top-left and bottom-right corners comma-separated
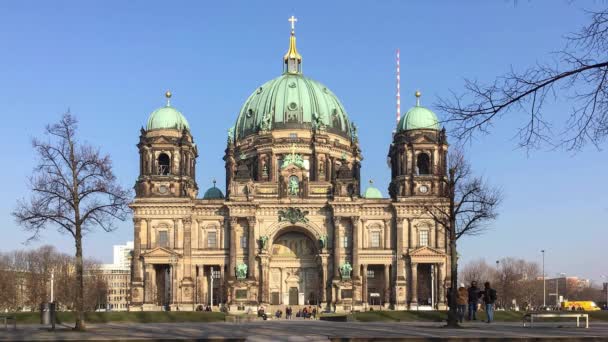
(481, 282, 497, 323)
(467, 281, 480, 320)
(456, 283, 468, 323)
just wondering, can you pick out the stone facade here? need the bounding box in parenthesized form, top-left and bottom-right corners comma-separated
(129, 123, 451, 312)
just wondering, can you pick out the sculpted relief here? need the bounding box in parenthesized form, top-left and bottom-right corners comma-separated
(271, 232, 315, 257)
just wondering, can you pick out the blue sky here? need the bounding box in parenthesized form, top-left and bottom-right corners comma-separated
(1, 1, 606, 284)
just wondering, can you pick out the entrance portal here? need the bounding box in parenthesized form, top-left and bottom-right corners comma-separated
(417, 264, 433, 306)
(269, 230, 320, 305)
(289, 287, 298, 305)
(154, 264, 171, 307)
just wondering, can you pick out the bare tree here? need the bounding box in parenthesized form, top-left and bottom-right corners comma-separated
(460, 259, 495, 286)
(438, 8, 608, 151)
(13, 113, 129, 331)
(422, 149, 502, 327)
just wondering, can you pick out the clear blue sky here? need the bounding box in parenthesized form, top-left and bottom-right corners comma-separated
(1, 1, 606, 284)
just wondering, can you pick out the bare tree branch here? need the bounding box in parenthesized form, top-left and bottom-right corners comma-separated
(437, 8, 608, 151)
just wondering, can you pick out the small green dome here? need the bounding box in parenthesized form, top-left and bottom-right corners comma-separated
(397, 92, 440, 131)
(363, 181, 383, 199)
(234, 73, 352, 140)
(203, 185, 224, 200)
(147, 106, 190, 131)
(146, 93, 190, 131)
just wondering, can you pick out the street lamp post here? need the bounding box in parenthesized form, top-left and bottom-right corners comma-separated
(541, 250, 546, 308)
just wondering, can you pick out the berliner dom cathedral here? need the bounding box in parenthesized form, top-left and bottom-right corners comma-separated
(130, 17, 451, 312)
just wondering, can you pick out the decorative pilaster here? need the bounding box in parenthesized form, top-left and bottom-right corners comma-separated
(395, 219, 405, 281)
(383, 218, 391, 250)
(146, 218, 152, 249)
(229, 218, 238, 279)
(260, 254, 270, 303)
(351, 216, 360, 279)
(333, 216, 341, 280)
(410, 262, 418, 306)
(384, 264, 390, 305)
(133, 218, 143, 281)
(362, 264, 368, 305)
(247, 216, 257, 280)
(183, 218, 192, 279)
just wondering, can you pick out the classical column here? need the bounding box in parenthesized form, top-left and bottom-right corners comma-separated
(183, 218, 192, 279)
(333, 217, 341, 279)
(229, 218, 238, 279)
(395, 219, 405, 281)
(173, 219, 179, 249)
(247, 217, 257, 280)
(146, 219, 152, 249)
(410, 262, 418, 305)
(260, 255, 269, 303)
(133, 218, 143, 281)
(383, 219, 391, 250)
(438, 263, 445, 305)
(362, 264, 368, 305)
(351, 216, 360, 279)
(384, 264, 390, 305)
(144, 263, 154, 304)
(321, 257, 328, 303)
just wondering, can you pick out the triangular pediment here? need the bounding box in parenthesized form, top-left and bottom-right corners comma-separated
(151, 136, 174, 145)
(141, 247, 181, 259)
(410, 246, 445, 258)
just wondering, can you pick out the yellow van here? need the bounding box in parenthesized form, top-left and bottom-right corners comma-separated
(561, 301, 601, 311)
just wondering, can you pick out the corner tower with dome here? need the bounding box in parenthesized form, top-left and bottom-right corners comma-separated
(129, 18, 451, 312)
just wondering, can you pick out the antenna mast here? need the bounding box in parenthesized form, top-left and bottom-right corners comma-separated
(396, 48, 401, 124)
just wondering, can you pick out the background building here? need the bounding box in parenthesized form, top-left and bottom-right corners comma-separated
(129, 20, 451, 312)
(100, 241, 133, 311)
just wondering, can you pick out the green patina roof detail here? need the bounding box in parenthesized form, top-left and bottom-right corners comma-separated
(235, 73, 352, 139)
(203, 185, 224, 200)
(146, 105, 190, 131)
(363, 184, 383, 199)
(397, 105, 440, 132)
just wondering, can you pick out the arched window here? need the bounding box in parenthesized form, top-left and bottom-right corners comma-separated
(416, 153, 430, 175)
(158, 153, 170, 175)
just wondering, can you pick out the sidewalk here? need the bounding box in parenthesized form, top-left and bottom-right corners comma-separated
(2, 320, 607, 341)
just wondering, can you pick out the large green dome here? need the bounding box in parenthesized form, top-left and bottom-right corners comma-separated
(146, 93, 190, 131)
(234, 73, 352, 140)
(397, 93, 439, 131)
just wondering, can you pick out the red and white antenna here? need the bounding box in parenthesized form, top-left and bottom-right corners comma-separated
(396, 48, 401, 124)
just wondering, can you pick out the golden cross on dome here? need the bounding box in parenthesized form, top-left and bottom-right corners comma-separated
(288, 15, 298, 32)
(290, 143, 296, 157)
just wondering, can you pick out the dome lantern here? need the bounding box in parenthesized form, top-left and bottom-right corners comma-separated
(284, 15, 302, 74)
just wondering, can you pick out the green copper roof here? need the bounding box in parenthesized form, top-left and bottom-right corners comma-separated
(363, 182, 383, 199)
(234, 73, 352, 140)
(203, 185, 224, 200)
(146, 105, 190, 131)
(397, 105, 440, 132)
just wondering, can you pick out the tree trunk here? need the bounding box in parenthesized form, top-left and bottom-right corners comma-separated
(74, 227, 86, 331)
(446, 237, 459, 327)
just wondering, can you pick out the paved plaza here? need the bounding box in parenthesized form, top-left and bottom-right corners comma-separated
(2, 320, 608, 341)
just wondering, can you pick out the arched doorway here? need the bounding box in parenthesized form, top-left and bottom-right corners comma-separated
(268, 230, 320, 306)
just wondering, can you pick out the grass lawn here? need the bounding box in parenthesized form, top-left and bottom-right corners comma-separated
(10, 311, 226, 324)
(351, 310, 608, 323)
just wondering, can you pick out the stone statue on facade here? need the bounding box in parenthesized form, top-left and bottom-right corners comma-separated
(340, 262, 353, 280)
(260, 112, 272, 132)
(288, 176, 299, 196)
(236, 263, 248, 280)
(227, 127, 234, 145)
(319, 235, 327, 249)
(259, 236, 269, 251)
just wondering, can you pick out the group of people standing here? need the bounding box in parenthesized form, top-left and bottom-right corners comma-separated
(454, 281, 497, 323)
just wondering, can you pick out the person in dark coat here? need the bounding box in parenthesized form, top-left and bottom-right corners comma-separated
(467, 281, 480, 320)
(481, 281, 497, 323)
